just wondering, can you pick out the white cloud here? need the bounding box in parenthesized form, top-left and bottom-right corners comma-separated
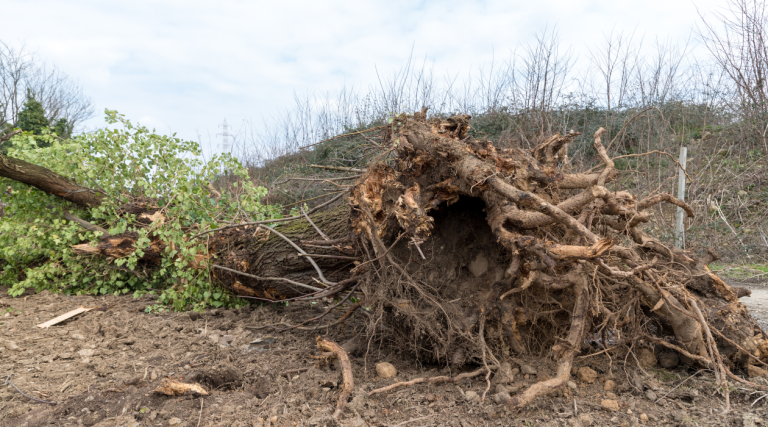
(1, 0, 724, 156)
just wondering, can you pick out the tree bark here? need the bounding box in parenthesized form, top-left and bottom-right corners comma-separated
(209, 206, 357, 299)
(0, 152, 102, 207)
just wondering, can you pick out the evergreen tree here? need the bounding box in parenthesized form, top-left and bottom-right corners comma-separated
(17, 92, 49, 135)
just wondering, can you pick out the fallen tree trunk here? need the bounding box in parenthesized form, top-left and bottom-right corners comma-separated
(1, 110, 767, 411)
(0, 152, 103, 208)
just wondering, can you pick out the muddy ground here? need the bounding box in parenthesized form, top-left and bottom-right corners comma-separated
(2, 282, 768, 427)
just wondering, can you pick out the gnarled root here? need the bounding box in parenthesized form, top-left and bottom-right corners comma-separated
(506, 277, 590, 409)
(316, 336, 354, 418)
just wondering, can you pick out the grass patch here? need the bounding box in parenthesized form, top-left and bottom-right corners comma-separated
(710, 263, 768, 281)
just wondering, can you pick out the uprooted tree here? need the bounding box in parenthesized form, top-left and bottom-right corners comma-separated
(2, 109, 767, 410)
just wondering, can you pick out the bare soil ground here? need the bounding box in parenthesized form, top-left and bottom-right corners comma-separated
(3, 286, 768, 427)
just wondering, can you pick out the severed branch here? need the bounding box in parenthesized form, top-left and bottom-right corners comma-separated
(0, 129, 22, 144)
(211, 264, 323, 293)
(274, 175, 362, 185)
(316, 336, 354, 418)
(191, 191, 347, 240)
(62, 211, 110, 237)
(309, 165, 367, 173)
(263, 225, 336, 286)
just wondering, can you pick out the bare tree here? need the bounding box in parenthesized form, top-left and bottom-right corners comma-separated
(0, 42, 94, 136)
(698, 0, 768, 150)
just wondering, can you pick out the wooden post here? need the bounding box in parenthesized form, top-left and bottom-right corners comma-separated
(675, 146, 688, 249)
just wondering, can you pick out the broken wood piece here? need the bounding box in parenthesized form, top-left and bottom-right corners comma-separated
(316, 336, 354, 418)
(152, 379, 208, 396)
(37, 307, 91, 328)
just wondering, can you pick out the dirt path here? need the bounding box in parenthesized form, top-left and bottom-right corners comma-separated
(739, 285, 768, 331)
(2, 288, 768, 426)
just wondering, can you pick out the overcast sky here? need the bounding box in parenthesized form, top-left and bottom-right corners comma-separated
(1, 0, 723, 156)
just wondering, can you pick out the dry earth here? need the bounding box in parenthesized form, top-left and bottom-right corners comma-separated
(3, 284, 768, 427)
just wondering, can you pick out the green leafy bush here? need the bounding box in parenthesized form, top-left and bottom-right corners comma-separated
(0, 110, 280, 310)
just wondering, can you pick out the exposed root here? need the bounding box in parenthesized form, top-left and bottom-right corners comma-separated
(689, 298, 730, 413)
(315, 336, 354, 418)
(367, 368, 486, 397)
(506, 277, 589, 410)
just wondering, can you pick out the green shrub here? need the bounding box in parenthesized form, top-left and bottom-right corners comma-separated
(0, 110, 281, 310)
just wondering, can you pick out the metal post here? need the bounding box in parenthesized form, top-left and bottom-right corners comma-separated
(675, 146, 688, 249)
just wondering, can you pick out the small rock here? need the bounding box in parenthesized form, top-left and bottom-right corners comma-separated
(645, 390, 657, 401)
(270, 415, 279, 424)
(577, 366, 598, 384)
(658, 352, 679, 369)
(3, 312, 9, 317)
(468, 253, 489, 277)
(341, 335, 363, 354)
(630, 372, 644, 391)
(219, 335, 235, 346)
(640, 413, 649, 423)
(376, 362, 397, 379)
(71, 333, 85, 340)
(601, 399, 620, 411)
(605, 391, 617, 400)
(637, 348, 657, 367)
(4, 341, 20, 350)
(495, 384, 508, 394)
(748, 364, 768, 378)
(493, 392, 510, 404)
(520, 364, 537, 375)
(577, 414, 594, 426)
(150, 370, 158, 381)
(78, 349, 95, 357)
(464, 390, 479, 402)
(567, 381, 577, 390)
(496, 362, 515, 384)
(603, 379, 616, 391)
(168, 418, 182, 426)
